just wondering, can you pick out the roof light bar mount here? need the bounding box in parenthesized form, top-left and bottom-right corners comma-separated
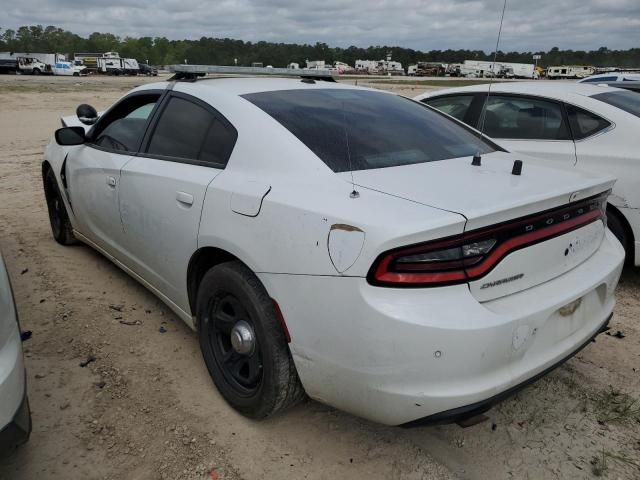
(168, 64, 336, 82)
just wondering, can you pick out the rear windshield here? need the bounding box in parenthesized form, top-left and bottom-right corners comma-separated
(243, 89, 495, 172)
(592, 91, 640, 118)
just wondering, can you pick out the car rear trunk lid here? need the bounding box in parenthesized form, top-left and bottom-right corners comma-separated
(350, 151, 614, 301)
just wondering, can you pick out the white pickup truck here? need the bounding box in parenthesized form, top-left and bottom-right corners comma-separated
(52, 61, 87, 76)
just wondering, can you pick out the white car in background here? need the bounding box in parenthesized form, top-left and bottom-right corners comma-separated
(0, 252, 31, 450)
(416, 82, 640, 266)
(42, 71, 624, 425)
(578, 72, 640, 83)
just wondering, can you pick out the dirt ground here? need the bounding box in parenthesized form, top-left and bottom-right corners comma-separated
(0, 73, 638, 480)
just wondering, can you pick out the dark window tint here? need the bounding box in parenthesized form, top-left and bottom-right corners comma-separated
(92, 94, 160, 152)
(582, 76, 617, 83)
(422, 95, 474, 122)
(199, 119, 237, 165)
(480, 95, 570, 140)
(566, 105, 611, 139)
(243, 89, 495, 172)
(147, 96, 236, 165)
(592, 90, 640, 119)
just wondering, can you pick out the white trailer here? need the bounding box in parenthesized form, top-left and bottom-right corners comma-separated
(504, 62, 536, 79)
(546, 65, 595, 79)
(462, 60, 536, 79)
(355, 59, 378, 73)
(305, 60, 326, 70)
(97, 56, 124, 74)
(123, 58, 139, 75)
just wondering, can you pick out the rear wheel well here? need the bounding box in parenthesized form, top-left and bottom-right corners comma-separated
(607, 204, 634, 264)
(187, 247, 245, 317)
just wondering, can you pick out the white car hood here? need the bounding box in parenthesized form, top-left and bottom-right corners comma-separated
(347, 151, 615, 231)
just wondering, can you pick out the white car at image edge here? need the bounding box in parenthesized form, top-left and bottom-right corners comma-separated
(0, 252, 31, 450)
(43, 73, 624, 425)
(578, 72, 640, 83)
(415, 82, 640, 266)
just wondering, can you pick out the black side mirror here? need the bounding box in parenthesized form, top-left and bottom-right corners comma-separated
(76, 104, 98, 125)
(55, 126, 86, 146)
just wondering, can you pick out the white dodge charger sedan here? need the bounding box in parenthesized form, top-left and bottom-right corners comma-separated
(43, 70, 624, 425)
(415, 82, 640, 267)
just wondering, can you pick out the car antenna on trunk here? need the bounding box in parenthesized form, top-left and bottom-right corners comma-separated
(341, 101, 359, 199)
(476, 0, 508, 169)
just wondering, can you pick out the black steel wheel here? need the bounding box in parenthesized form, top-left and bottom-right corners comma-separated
(208, 293, 263, 395)
(197, 261, 305, 418)
(43, 168, 77, 245)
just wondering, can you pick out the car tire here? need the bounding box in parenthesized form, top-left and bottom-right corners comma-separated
(607, 210, 630, 263)
(44, 168, 77, 245)
(196, 261, 305, 419)
(607, 210, 633, 263)
(32, 68, 40, 75)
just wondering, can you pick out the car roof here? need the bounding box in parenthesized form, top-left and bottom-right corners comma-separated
(135, 76, 369, 97)
(416, 81, 624, 101)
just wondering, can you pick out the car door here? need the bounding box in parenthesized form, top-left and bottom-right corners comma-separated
(118, 91, 238, 312)
(67, 91, 163, 260)
(477, 94, 577, 166)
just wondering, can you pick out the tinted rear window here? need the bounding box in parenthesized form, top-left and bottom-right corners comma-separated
(243, 89, 495, 172)
(592, 91, 640, 119)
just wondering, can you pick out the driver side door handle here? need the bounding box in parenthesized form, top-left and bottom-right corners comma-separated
(106, 176, 117, 188)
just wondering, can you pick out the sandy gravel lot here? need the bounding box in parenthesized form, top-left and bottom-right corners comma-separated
(0, 73, 638, 480)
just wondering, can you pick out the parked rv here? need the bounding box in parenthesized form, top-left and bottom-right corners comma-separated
(547, 65, 595, 79)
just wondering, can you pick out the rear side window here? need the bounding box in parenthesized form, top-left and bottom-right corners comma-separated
(480, 95, 570, 140)
(146, 95, 237, 166)
(592, 90, 640, 119)
(566, 105, 611, 140)
(243, 89, 495, 172)
(92, 94, 160, 152)
(422, 95, 474, 122)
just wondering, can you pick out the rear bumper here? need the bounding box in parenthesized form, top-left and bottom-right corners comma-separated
(401, 312, 612, 427)
(260, 229, 625, 425)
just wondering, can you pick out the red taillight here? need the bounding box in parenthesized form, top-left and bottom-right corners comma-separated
(368, 191, 609, 287)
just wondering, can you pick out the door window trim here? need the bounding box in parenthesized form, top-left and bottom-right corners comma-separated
(86, 89, 168, 155)
(137, 91, 238, 169)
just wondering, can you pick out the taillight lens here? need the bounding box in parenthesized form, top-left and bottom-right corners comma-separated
(368, 191, 609, 287)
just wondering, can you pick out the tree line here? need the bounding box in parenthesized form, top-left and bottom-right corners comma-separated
(1, 25, 639, 69)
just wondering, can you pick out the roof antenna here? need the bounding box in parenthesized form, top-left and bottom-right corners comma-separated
(341, 101, 359, 198)
(479, 0, 508, 137)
